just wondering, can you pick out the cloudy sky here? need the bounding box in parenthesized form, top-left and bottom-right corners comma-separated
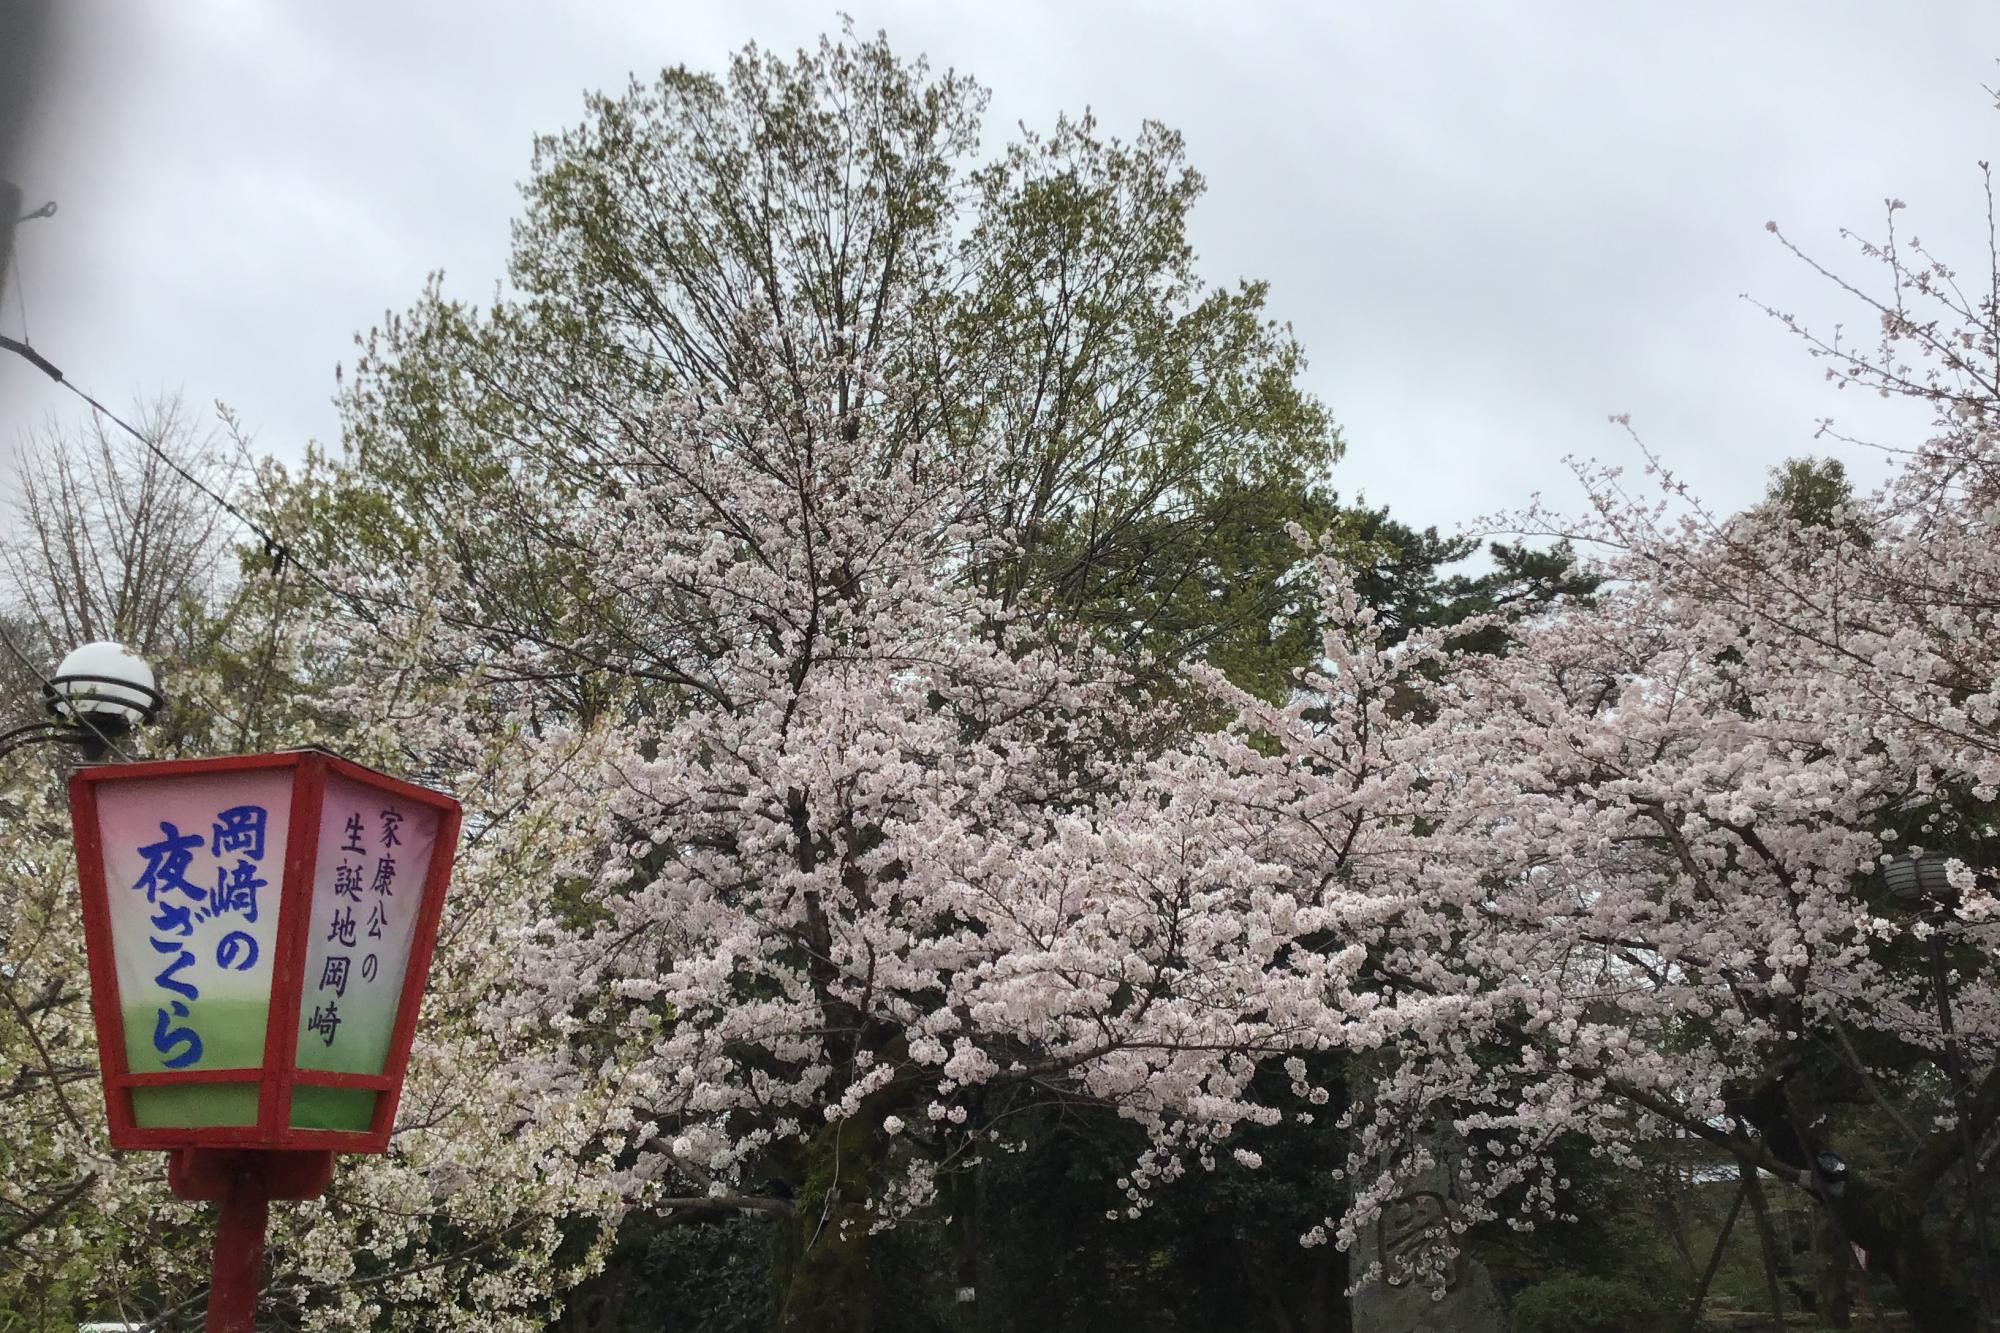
(4, 2, 1997, 538)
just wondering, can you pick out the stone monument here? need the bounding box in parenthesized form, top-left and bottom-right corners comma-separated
(1350, 1157, 1508, 1333)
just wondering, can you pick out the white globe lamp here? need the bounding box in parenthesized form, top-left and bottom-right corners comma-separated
(43, 641, 163, 750)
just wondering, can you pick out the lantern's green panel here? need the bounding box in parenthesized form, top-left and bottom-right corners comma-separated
(123, 999, 267, 1127)
(290, 1008, 383, 1130)
(132, 1083, 259, 1128)
(120, 998, 267, 1070)
(289, 1087, 378, 1131)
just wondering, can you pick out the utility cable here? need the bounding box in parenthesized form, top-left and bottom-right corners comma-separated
(1, 335, 289, 577)
(0, 338, 576, 725)
(0, 337, 307, 747)
(0, 336, 414, 637)
(8, 248, 26, 344)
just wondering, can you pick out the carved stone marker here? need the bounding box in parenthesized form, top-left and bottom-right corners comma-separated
(1351, 1176, 1508, 1333)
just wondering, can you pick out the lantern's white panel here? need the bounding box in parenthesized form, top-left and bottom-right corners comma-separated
(292, 775, 440, 1127)
(94, 770, 294, 1124)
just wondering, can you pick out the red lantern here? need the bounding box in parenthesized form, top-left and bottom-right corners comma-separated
(68, 748, 462, 1330)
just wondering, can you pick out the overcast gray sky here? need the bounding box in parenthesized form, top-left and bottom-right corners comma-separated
(4, 2, 1997, 537)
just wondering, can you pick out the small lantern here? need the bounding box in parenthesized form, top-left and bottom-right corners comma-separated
(68, 748, 461, 1153)
(46, 641, 163, 736)
(1, 641, 163, 761)
(1881, 851, 1964, 911)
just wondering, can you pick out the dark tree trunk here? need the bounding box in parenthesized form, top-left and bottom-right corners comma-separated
(777, 1121, 890, 1333)
(1828, 1180, 1982, 1333)
(1815, 1212, 1852, 1328)
(1739, 1158, 1791, 1331)
(1233, 1239, 1299, 1333)
(946, 1156, 982, 1332)
(1732, 1072, 1990, 1332)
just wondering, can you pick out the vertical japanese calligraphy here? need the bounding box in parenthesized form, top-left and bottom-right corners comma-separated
(292, 774, 440, 1131)
(307, 802, 395, 1048)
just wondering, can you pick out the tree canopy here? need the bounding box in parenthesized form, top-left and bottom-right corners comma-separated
(316, 26, 1345, 717)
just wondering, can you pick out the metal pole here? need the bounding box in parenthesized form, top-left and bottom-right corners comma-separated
(0, 178, 19, 310)
(1931, 933, 1997, 1326)
(1679, 1177, 1747, 1333)
(0, 718, 85, 758)
(206, 1159, 270, 1333)
(1736, 1156, 1790, 1333)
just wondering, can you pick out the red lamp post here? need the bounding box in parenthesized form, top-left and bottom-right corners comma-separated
(68, 748, 462, 1332)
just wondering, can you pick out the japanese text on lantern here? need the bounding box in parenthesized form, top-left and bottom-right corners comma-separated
(305, 805, 403, 1049)
(130, 804, 269, 1068)
(293, 774, 435, 1085)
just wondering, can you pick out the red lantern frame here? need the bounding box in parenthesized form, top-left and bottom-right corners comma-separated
(69, 748, 462, 1155)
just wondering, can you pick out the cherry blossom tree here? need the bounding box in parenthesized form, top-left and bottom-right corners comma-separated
(460, 327, 1377, 1332)
(1233, 196, 2000, 1330)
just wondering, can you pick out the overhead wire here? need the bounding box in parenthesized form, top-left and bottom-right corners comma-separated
(64, 378, 290, 579)
(0, 339, 393, 616)
(1, 336, 520, 655)
(0, 336, 601, 745)
(0, 337, 327, 749)
(1, 324, 291, 576)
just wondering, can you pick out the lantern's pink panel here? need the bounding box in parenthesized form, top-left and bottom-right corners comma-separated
(91, 769, 295, 1124)
(291, 773, 442, 1129)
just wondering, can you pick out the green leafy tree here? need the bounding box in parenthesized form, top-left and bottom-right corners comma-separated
(311, 25, 1343, 721)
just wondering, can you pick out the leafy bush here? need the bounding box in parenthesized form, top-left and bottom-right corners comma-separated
(1511, 1273, 1666, 1333)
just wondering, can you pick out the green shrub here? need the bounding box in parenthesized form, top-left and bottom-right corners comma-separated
(1511, 1273, 1666, 1333)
